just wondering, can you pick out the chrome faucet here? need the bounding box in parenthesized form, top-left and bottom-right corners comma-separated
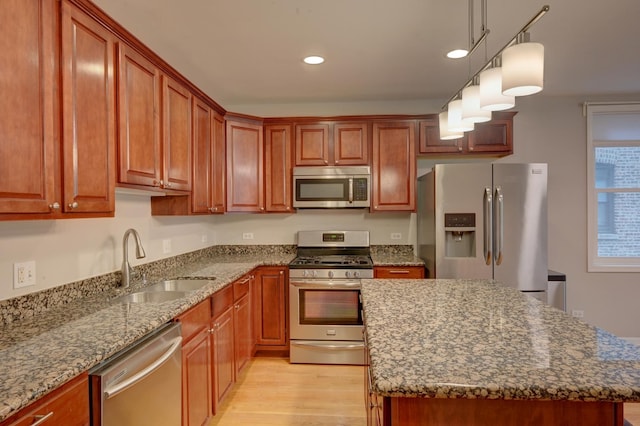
(121, 228, 146, 288)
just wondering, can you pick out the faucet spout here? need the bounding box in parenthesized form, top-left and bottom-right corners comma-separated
(121, 228, 146, 288)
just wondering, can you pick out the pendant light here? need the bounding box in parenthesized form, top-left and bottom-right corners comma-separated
(448, 99, 474, 133)
(479, 58, 515, 111)
(501, 32, 544, 96)
(439, 111, 464, 140)
(462, 80, 492, 123)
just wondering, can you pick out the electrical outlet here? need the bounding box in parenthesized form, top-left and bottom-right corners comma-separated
(571, 310, 584, 318)
(391, 233, 402, 240)
(14, 261, 36, 288)
(242, 233, 254, 240)
(162, 239, 172, 254)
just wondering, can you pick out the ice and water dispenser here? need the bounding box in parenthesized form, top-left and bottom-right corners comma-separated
(444, 213, 476, 258)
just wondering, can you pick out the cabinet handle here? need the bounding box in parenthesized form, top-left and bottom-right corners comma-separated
(388, 270, 410, 274)
(68, 201, 79, 209)
(48, 202, 60, 210)
(32, 412, 54, 425)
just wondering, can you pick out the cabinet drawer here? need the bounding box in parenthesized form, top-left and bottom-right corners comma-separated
(4, 373, 89, 426)
(211, 285, 233, 318)
(374, 266, 424, 279)
(233, 275, 251, 300)
(176, 299, 211, 342)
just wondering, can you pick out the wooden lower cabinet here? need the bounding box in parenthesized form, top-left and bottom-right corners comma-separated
(1, 373, 89, 426)
(233, 274, 254, 375)
(374, 266, 425, 279)
(176, 300, 212, 426)
(254, 266, 288, 351)
(211, 305, 235, 412)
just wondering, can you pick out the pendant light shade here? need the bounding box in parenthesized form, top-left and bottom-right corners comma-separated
(439, 111, 464, 140)
(462, 84, 492, 123)
(501, 33, 544, 96)
(448, 99, 475, 132)
(479, 65, 515, 111)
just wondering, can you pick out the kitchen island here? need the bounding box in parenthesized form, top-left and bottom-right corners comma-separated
(361, 279, 640, 426)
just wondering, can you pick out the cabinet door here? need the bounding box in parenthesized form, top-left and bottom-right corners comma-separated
(226, 119, 264, 212)
(334, 122, 369, 165)
(371, 122, 416, 212)
(61, 1, 116, 214)
(374, 266, 425, 279)
(467, 111, 515, 155)
(418, 118, 465, 154)
(211, 111, 226, 213)
(234, 291, 252, 375)
(212, 307, 235, 410)
(265, 124, 293, 212)
(191, 98, 212, 213)
(295, 124, 330, 165)
(117, 43, 161, 188)
(0, 0, 57, 214)
(255, 267, 287, 347)
(182, 330, 212, 426)
(162, 75, 192, 191)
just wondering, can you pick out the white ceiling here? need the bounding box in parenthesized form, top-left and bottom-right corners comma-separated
(92, 0, 640, 111)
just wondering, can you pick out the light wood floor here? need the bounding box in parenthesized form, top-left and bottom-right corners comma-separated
(210, 356, 640, 426)
(209, 357, 366, 426)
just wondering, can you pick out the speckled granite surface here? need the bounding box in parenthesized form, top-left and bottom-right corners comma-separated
(361, 279, 640, 402)
(0, 247, 295, 422)
(370, 245, 424, 266)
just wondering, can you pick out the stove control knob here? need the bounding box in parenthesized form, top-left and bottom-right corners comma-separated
(328, 271, 334, 279)
(353, 271, 360, 278)
(313, 270, 318, 278)
(345, 271, 352, 279)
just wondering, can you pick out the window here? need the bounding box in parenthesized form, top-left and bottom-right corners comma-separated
(586, 103, 640, 271)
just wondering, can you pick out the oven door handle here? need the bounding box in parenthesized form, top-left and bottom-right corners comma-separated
(291, 341, 365, 350)
(290, 281, 361, 289)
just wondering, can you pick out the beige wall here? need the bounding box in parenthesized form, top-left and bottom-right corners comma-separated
(1, 94, 639, 339)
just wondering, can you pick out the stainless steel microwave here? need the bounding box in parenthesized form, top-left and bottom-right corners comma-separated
(293, 166, 371, 208)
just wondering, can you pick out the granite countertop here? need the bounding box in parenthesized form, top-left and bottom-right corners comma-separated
(370, 245, 425, 267)
(361, 279, 640, 402)
(0, 252, 294, 422)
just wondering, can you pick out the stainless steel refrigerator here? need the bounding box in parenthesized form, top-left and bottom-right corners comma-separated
(417, 163, 548, 300)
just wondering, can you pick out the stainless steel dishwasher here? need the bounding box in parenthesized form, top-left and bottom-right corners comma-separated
(89, 322, 182, 426)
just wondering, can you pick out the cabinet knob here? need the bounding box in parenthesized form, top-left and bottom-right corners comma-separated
(279, 270, 284, 275)
(165, 182, 172, 188)
(209, 207, 217, 213)
(153, 179, 163, 187)
(49, 202, 60, 210)
(68, 201, 79, 209)
(260, 207, 264, 211)
(458, 146, 463, 152)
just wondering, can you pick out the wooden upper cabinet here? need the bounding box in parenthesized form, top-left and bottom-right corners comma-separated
(294, 122, 369, 166)
(264, 124, 293, 212)
(226, 118, 264, 212)
(334, 122, 369, 165)
(162, 75, 192, 191)
(295, 124, 330, 166)
(61, 0, 116, 214)
(191, 98, 213, 213)
(418, 112, 515, 156)
(0, 0, 57, 215)
(117, 43, 162, 188)
(211, 111, 226, 213)
(371, 121, 416, 212)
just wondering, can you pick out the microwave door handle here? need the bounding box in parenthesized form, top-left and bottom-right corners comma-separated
(348, 177, 353, 203)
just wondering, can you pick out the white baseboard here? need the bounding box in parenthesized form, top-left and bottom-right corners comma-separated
(623, 337, 640, 346)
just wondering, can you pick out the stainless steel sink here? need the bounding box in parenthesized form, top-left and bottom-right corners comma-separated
(115, 291, 188, 304)
(146, 278, 216, 292)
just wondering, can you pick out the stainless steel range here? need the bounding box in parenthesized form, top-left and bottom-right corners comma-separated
(289, 230, 373, 365)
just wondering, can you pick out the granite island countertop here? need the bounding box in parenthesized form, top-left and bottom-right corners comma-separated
(0, 251, 294, 422)
(361, 279, 640, 402)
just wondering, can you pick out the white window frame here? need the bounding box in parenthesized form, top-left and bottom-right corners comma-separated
(586, 103, 640, 272)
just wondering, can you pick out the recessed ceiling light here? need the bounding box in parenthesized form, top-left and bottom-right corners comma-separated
(303, 55, 325, 65)
(446, 49, 469, 59)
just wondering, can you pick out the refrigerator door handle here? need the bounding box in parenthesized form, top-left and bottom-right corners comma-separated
(483, 187, 492, 265)
(494, 186, 504, 265)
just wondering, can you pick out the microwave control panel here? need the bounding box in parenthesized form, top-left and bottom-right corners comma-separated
(353, 178, 369, 201)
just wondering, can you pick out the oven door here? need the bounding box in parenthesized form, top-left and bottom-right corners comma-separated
(289, 279, 363, 342)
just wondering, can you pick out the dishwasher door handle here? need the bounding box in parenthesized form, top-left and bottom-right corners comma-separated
(104, 336, 182, 399)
